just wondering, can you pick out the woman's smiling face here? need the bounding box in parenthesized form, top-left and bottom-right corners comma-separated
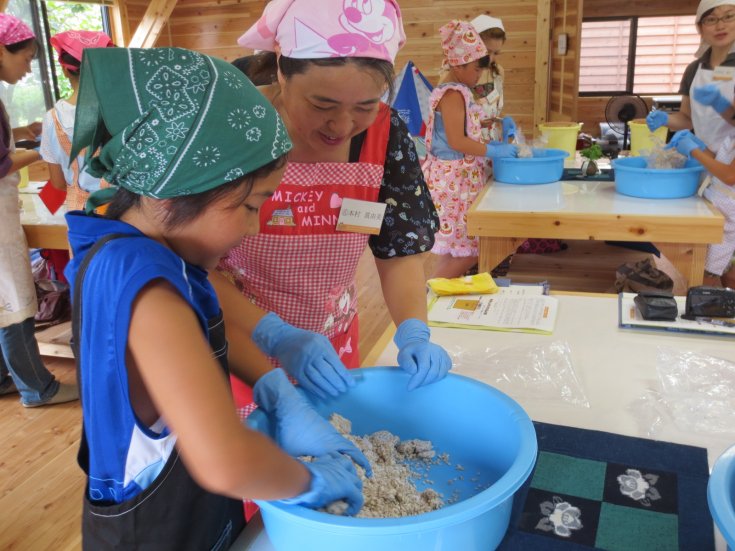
(699, 5, 735, 50)
(278, 62, 387, 158)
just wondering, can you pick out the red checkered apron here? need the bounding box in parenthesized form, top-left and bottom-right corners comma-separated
(220, 105, 391, 417)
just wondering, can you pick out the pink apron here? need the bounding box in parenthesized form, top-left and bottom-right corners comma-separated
(422, 84, 488, 257)
(220, 105, 391, 415)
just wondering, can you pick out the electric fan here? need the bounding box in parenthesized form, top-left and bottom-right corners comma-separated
(604, 94, 648, 150)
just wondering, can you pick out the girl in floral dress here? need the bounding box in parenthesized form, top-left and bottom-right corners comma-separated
(423, 20, 517, 278)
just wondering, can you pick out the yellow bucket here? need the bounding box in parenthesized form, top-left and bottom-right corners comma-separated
(629, 119, 667, 156)
(538, 122, 582, 159)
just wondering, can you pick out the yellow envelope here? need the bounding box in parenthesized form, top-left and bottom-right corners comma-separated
(427, 272, 499, 296)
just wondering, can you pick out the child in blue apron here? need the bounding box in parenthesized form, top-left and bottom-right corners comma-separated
(65, 47, 369, 550)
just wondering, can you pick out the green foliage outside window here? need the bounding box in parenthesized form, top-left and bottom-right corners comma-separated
(46, 2, 105, 99)
(0, 0, 105, 127)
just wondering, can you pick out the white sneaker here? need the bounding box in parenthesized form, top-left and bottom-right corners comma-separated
(23, 382, 79, 408)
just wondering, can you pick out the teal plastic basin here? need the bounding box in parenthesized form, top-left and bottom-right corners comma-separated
(612, 156, 705, 198)
(493, 148, 569, 184)
(708, 444, 735, 549)
(247, 367, 537, 551)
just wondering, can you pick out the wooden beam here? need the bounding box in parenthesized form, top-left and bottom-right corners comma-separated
(128, 0, 179, 48)
(109, 0, 130, 46)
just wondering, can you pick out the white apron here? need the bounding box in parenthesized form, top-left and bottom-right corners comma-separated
(0, 140, 37, 328)
(703, 136, 735, 275)
(690, 63, 735, 152)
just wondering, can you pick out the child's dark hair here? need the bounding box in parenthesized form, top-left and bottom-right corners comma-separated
(60, 51, 81, 76)
(479, 27, 506, 77)
(5, 37, 38, 56)
(243, 51, 396, 102)
(105, 155, 287, 229)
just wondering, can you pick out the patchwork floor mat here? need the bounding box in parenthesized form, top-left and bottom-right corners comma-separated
(498, 422, 714, 551)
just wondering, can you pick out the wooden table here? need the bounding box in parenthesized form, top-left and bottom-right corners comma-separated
(20, 185, 73, 358)
(368, 292, 734, 550)
(20, 183, 69, 250)
(466, 176, 725, 287)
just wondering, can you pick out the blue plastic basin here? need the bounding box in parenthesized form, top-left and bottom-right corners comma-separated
(247, 367, 537, 551)
(708, 444, 735, 549)
(492, 148, 569, 184)
(612, 156, 705, 199)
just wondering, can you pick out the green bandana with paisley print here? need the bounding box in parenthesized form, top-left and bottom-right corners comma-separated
(71, 47, 291, 208)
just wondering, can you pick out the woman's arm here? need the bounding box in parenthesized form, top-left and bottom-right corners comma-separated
(208, 270, 273, 387)
(12, 122, 41, 142)
(665, 96, 693, 132)
(437, 90, 487, 156)
(127, 279, 310, 500)
(374, 254, 430, 324)
(8, 149, 40, 173)
(47, 163, 68, 191)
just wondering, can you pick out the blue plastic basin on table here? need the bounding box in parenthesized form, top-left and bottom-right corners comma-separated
(492, 148, 569, 184)
(612, 156, 705, 199)
(247, 367, 538, 551)
(708, 444, 735, 550)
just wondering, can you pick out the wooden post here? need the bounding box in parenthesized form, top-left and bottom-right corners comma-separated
(128, 0, 179, 48)
(0, 1, 9, 12)
(534, 0, 552, 135)
(109, 0, 131, 47)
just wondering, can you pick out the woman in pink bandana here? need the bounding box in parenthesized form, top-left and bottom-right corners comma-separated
(0, 14, 78, 407)
(40, 30, 113, 211)
(219, 0, 451, 419)
(422, 20, 517, 279)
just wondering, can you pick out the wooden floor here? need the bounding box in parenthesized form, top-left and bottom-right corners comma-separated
(0, 239, 680, 550)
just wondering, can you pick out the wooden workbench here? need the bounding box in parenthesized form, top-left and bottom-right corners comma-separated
(467, 177, 725, 287)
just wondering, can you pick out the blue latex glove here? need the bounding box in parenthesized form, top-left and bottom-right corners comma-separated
(253, 312, 353, 398)
(693, 84, 732, 114)
(501, 116, 517, 142)
(485, 142, 518, 158)
(393, 319, 452, 391)
(664, 130, 707, 157)
(279, 452, 363, 515)
(645, 110, 669, 132)
(253, 369, 372, 476)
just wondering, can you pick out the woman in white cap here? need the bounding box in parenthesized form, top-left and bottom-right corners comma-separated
(647, 0, 735, 153)
(467, 14, 516, 143)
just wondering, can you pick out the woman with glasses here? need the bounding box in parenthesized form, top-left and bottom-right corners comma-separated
(646, 0, 735, 152)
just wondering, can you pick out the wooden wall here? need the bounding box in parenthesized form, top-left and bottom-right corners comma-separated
(548, 0, 581, 123)
(117, 0, 550, 137)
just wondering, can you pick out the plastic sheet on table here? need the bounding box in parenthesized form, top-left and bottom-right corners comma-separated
(445, 340, 590, 408)
(630, 347, 735, 437)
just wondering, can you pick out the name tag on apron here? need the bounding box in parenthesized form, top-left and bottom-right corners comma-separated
(336, 198, 387, 235)
(713, 66, 735, 81)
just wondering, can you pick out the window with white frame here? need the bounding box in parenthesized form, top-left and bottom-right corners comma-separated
(579, 16, 699, 95)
